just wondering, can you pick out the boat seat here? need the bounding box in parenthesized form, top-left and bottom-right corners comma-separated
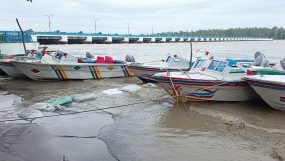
(105, 56, 114, 63)
(77, 58, 85, 63)
(96, 56, 105, 63)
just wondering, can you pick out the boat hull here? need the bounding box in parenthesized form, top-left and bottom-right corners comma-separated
(245, 77, 285, 111)
(0, 61, 27, 78)
(128, 65, 187, 83)
(155, 77, 256, 101)
(12, 61, 133, 80)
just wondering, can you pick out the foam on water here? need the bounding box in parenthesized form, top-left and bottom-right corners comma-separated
(120, 84, 141, 92)
(102, 88, 123, 95)
(72, 92, 97, 102)
(142, 83, 157, 88)
(17, 110, 43, 120)
(0, 93, 22, 110)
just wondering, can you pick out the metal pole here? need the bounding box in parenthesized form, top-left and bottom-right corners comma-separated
(189, 40, 193, 71)
(45, 14, 53, 32)
(16, 18, 27, 54)
(127, 23, 130, 35)
(94, 19, 98, 33)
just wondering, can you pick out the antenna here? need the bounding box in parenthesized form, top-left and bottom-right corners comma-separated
(16, 18, 27, 54)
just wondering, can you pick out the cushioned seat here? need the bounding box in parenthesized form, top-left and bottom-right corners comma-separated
(96, 56, 105, 63)
(105, 56, 114, 63)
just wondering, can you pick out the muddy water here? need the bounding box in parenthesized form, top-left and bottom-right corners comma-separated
(0, 41, 285, 161)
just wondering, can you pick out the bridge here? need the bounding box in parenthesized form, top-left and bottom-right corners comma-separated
(0, 31, 273, 44)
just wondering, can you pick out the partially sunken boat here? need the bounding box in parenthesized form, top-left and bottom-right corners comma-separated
(11, 51, 133, 80)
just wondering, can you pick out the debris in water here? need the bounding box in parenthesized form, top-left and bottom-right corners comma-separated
(30, 103, 64, 112)
(142, 83, 157, 88)
(45, 96, 73, 106)
(271, 148, 283, 161)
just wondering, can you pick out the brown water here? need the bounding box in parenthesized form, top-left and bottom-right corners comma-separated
(0, 41, 285, 161)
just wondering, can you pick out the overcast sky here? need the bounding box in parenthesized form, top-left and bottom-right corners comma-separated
(1, 0, 285, 34)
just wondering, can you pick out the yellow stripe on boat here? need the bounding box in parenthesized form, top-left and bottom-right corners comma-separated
(125, 67, 134, 77)
(57, 66, 68, 79)
(95, 66, 102, 78)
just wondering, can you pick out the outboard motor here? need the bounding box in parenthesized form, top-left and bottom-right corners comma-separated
(253, 51, 269, 67)
(281, 58, 285, 70)
(86, 52, 95, 59)
(125, 54, 135, 62)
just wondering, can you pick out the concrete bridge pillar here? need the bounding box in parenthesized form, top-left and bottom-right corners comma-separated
(85, 36, 92, 44)
(150, 37, 155, 43)
(137, 37, 143, 43)
(161, 38, 166, 43)
(105, 36, 112, 43)
(185, 38, 190, 42)
(179, 38, 184, 42)
(31, 35, 38, 42)
(122, 37, 129, 43)
(170, 38, 175, 42)
(193, 38, 198, 42)
(60, 35, 68, 44)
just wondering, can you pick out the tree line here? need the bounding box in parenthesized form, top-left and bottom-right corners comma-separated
(155, 27, 285, 39)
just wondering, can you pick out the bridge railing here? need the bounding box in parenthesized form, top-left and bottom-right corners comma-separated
(0, 31, 32, 43)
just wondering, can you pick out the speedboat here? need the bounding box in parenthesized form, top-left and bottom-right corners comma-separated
(152, 57, 258, 102)
(0, 50, 40, 78)
(243, 59, 285, 111)
(128, 55, 191, 82)
(11, 51, 133, 80)
(244, 75, 285, 111)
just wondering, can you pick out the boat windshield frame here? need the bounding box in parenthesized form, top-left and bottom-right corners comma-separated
(193, 59, 207, 69)
(206, 60, 229, 73)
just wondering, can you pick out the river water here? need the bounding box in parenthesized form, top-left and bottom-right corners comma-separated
(0, 41, 285, 161)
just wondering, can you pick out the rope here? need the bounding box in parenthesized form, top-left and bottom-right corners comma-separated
(165, 69, 180, 108)
(0, 99, 154, 123)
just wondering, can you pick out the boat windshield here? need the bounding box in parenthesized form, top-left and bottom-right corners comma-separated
(194, 59, 207, 68)
(215, 61, 227, 72)
(207, 60, 228, 72)
(207, 60, 219, 70)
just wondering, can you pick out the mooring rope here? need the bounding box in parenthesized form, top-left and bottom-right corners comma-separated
(0, 99, 155, 123)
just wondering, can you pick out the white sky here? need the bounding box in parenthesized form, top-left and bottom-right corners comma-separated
(0, 0, 284, 34)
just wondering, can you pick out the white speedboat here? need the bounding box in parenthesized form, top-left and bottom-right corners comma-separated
(11, 51, 133, 80)
(152, 58, 257, 102)
(0, 50, 39, 78)
(244, 75, 285, 111)
(128, 55, 191, 82)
